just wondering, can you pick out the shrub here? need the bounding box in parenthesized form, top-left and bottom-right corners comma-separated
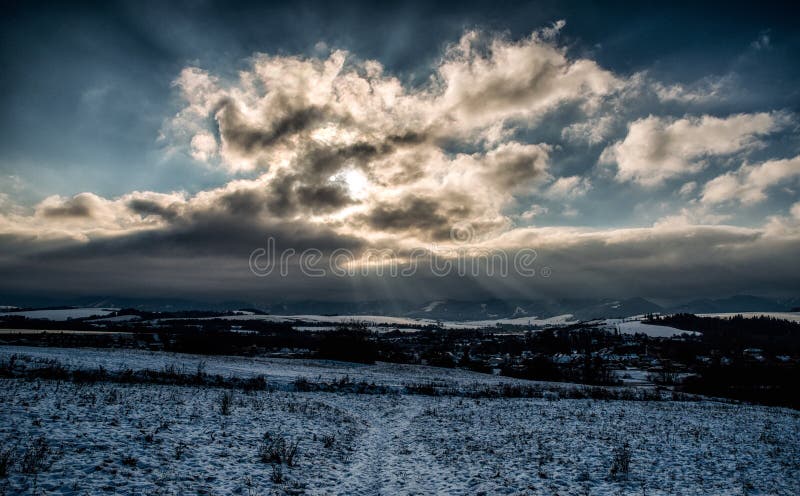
(609, 442, 632, 480)
(405, 382, 439, 396)
(0, 445, 15, 476)
(174, 442, 188, 460)
(0, 354, 17, 378)
(105, 388, 120, 405)
(20, 437, 51, 474)
(316, 329, 378, 364)
(29, 363, 70, 381)
(220, 391, 234, 415)
(293, 377, 313, 392)
(271, 464, 283, 483)
(72, 366, 107, 383)
(258, 434, 299, 466)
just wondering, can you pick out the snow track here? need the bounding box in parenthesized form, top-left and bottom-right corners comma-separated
(329, 400, 448, 495)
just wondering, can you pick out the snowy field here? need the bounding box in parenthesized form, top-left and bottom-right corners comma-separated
(0, 308, 117, 321)
(168, 313, 578, 329)
(598, 319, 699, 337)
(0, 345, 551, 392)
(0, 308, 577, 330)
(0, 347, 799, 495)
(698, 312, 800, 322)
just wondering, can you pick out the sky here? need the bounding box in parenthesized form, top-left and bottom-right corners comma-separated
(1, 0, 799, 305)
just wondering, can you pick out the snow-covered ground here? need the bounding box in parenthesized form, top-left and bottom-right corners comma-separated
(0, 346, 556, 392)
(1, 365, 798, 494)
(185, 314, 442, 326)
(164, 313, 578, 330)
(455, 313, 577, 328)
(0, 307, 117, 321)
(88, 314, 142, 323)
(698, 312, 800, 322)
(600, 319, 699, 337)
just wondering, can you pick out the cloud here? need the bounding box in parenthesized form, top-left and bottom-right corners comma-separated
(751, 31, 771, 50)
(38, 193, 99, 219)
(701, 154, 800, 205)
(763, 201, 800, 237)
(678, 181, 697, 197)
(0, 191, 188, 243)
(545, 175, 592, 199)
(518, 205, 548, 221)
(561, 115, 615, 145)
(599, 112, 784, 186)
(2, 211, 798, 301)
(167, 27, 621, 174)
(434, 29, 621, 132)
(480, 142, 551, 190)
(652, 77, 728, 103)
(356, 195, 455, 240)
(152, 27, 622, 246)
(190, 131, 218, 162)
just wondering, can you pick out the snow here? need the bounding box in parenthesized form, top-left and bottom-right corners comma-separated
(614, 368, 655, 387)
(89, 314, 142, 323)
(0, 308, 117, 321)
(0, 329, 133, 335)
(181, 313, 578, 330)
(456, 313, 577, 328)
(603, 319, 699, 337)
(0, 345, 798, 495)
(698, 312, 800, 322)
(292, 325, 426, 333)
(190, 314, 442, 327)
(0, 346, 553, 391)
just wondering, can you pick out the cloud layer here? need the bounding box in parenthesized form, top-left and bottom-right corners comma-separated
(1, 23, 798, 302)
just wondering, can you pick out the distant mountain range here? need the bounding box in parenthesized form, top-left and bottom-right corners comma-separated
(1, 294, 798, 321)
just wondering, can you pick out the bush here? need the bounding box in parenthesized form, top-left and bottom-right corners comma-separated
(174, 442, 188, 460)
(258, 434, 299, 466)
(0, 354, 17, 378)
(20, 437, 51, 474)
(72, 366, 107, 384)
(220, 391, 234, 415)
(316, 330, 378, 364)
(293, 377, 313, 392)
(609, 442, 632, 480)
(404, 382, 440, 396)
(29, 363, 70, 381)
(0, 445, 15, 477)
(271, 464, 284, 483)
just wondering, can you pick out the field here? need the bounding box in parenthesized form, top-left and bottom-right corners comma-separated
(1, 346, 799, 495)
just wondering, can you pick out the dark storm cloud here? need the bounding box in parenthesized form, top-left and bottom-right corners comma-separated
(215, 98, 332, 154)
(260, 172, 353, 217)
(40, 198, 95, 218)
(218, 189, 268, 216)
(127, 199, 179, 220)
(482, 143, 550, 190)
(357, 194, 478, 240)
(1, 221, 798, 302)
(295, 183, 354, 213)
(361, 197, 450, 233)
